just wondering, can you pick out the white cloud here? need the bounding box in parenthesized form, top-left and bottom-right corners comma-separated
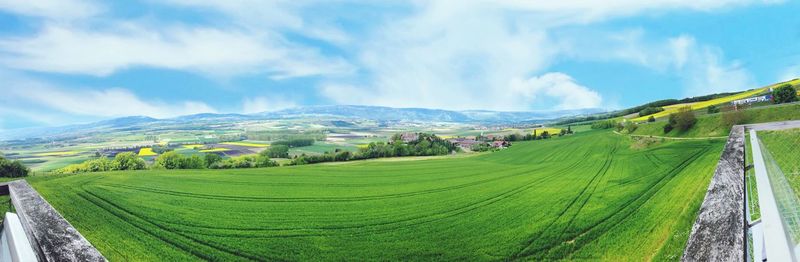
(683, 47, 755, 96)
(0, 0, 101, 20)
(0, 74, 216, 119)
(0, 24, 353, 78)
(510, 73, 602, 110)
(242, 97, 297, 114)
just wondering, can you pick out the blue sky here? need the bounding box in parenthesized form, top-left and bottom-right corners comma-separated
(0, 0, 799, 129)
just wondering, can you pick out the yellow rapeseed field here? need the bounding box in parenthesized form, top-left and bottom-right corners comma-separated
(34, 151, 79, 157)
(138, 148, 157, 156)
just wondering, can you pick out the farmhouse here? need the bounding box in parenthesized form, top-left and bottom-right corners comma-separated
(400, 133, 419, 143)
(447, 138, 481, 150)
(492, 140, 510, 148)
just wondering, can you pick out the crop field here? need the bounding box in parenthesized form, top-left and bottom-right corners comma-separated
(220, 141, 270, 148)
(138, 147, 157, 156)
(29, 131, 723, 261)
(198, 148, 230, 153)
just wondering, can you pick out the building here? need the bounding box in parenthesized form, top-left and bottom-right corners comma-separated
(400, 133, 419, 143)
(492, 141, 510, 148)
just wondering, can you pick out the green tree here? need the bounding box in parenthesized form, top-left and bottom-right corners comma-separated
(114, 152, 146, 170)
(667, 106, 697, 132)
(204, 153, 222, 168)
(0, 155, 30, 178)
(647, 115, 656, 122)
(154, 151, 183, 169)
(263, 145, 289, 158)
(180, 155, 206, 169)
(773, 84, 798, 104)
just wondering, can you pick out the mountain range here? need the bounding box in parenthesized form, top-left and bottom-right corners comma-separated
(0, 105, 603, 141)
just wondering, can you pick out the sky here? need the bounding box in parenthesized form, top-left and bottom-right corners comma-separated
(0, 0, 799, 129)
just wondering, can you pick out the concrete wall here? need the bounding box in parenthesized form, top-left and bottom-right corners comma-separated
(682, 126, 745, 261)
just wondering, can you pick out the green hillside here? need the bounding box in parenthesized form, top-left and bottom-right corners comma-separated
(631, 103, 800, 138)
(28, 130, 723, 261)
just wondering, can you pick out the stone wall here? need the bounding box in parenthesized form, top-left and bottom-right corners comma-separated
(682, 126, 745, 261)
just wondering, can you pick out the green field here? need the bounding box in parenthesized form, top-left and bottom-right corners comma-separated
(28, 130, 723, 261)
(758, 128, 800, 197)
(632, 103, 800, 138)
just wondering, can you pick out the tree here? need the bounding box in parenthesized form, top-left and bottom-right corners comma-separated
(180, 155, 206, 169)
(667, 106, 697, 132)
(263, 145, 290, 158)
(204, 153, 222, 168)
(773, 84, 798, 104)
(114, 152, 146, 170)
(647, 115, 656, 122)
(0, 155, 30, 178)
(154, 151, 183, 169)
(638, 106, 665, 117)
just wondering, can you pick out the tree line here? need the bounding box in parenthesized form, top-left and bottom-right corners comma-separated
(289, 133, 458, 165)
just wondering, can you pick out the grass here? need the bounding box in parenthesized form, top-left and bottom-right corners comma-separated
(220, 142, 270, 147)
(138, 147, 157, 156)
(632, 103, 800, 138)
(758, 128, 800, 196)
(181, 144, 204, 149)
(28, 130, 724, 261)
(631, 79, 800, 122)
(745, 132, 760, 220)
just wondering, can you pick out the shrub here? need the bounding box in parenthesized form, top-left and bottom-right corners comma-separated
(647, 116, 655, 122)
(722, 110, 747, 127)
(665, 107, 697, 132)
(0, 155, 29, 178)
(638, 106, 664, 117)
(707, 105, 720, 114)
(773, 84, 798, 104)
(615, 122, 625, 132)
(625, 122, 639, 133)
(663, 123, 674, 134)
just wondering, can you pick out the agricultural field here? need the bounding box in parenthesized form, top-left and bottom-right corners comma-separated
(29, 130, 724, 261)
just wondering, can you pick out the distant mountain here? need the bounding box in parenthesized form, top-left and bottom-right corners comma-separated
(0, 105, 603, 141)
(256, 105, 472, 122)
(255, 105, 602, 123)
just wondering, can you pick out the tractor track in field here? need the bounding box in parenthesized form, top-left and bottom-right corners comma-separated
(525, 145, 712, 260)
(81, 143, 596, 240)
(510, 139, 619, 259)
(89, 160, 575, 238)
(78, 190, 275, 262)
(92, 164, 545, 203)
